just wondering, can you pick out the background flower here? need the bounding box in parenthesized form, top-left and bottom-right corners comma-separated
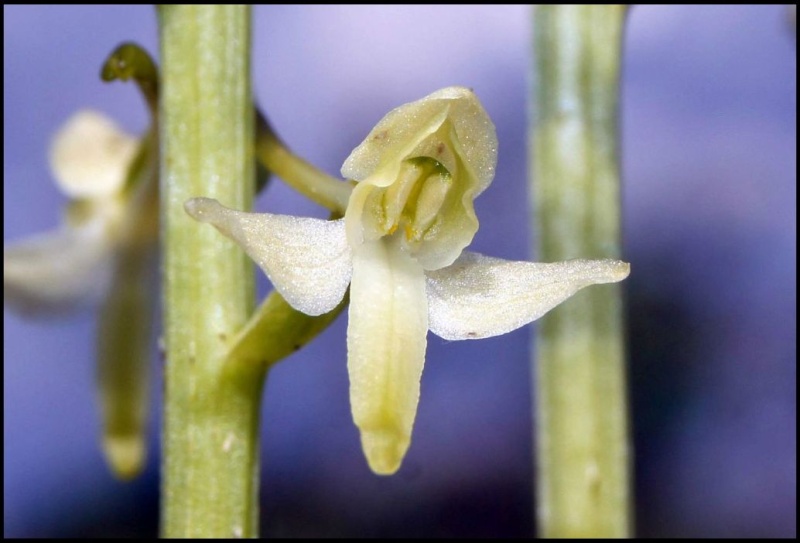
(3, 5, 795, 538)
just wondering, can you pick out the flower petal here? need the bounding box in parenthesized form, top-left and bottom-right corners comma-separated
(341, 87, 498, 270)
(426, 252, 630, 340)
(50, 110, 139, 199)
(4, 220, 114, 315)
(348, 236, 428, 475)
(184, 198, 351, 316)
(343, 106, 449, 247)
(97, 245, 156, 480)
(341, 87, 496, 193)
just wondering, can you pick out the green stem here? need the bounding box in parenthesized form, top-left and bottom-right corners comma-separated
(530, 6, 631, 538)
(255, 110, 352, 213)
(159, 6, 261, 538)
(225, 290, 348, 375)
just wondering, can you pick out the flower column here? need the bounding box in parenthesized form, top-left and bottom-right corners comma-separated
(159, 6, 260, 538)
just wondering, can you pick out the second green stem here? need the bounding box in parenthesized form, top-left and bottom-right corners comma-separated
(531, 5, 631, 538)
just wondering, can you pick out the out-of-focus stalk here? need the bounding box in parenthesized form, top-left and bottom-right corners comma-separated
(530, 5, 631, 538)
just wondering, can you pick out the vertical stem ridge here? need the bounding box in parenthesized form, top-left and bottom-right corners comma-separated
(159, 6, 261, 538)
(530, 5, 631, 538)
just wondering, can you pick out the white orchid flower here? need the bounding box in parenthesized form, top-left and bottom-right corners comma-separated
(4, 110, 138, 314)
(185, 87, 630, 475)
(4, 109, 157, 479)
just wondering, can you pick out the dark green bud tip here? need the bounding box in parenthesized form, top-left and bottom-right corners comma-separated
(101, 42, 159, 115)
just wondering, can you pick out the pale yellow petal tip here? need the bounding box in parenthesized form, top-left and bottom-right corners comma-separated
(360, 429, 411, 476)
(50, 110, 139, 199)
(609, 259, 631, 281)
(184, 197, 222, 223)
(102, 434, 146, 480)
(577, 258, 630, 284)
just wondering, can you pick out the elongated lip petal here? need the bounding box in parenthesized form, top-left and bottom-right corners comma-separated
(426, 252, 630, 340)
(347, 236, 428, 475)
(102, 433, 146, 481)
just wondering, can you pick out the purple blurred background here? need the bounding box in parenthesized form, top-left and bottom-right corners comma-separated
(3, 5, 796, 537)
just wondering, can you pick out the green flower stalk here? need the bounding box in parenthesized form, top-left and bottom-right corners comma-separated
(158, 5, 259, 538)
(255, 111, 352, 213)
(530, 5, 631, 538)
